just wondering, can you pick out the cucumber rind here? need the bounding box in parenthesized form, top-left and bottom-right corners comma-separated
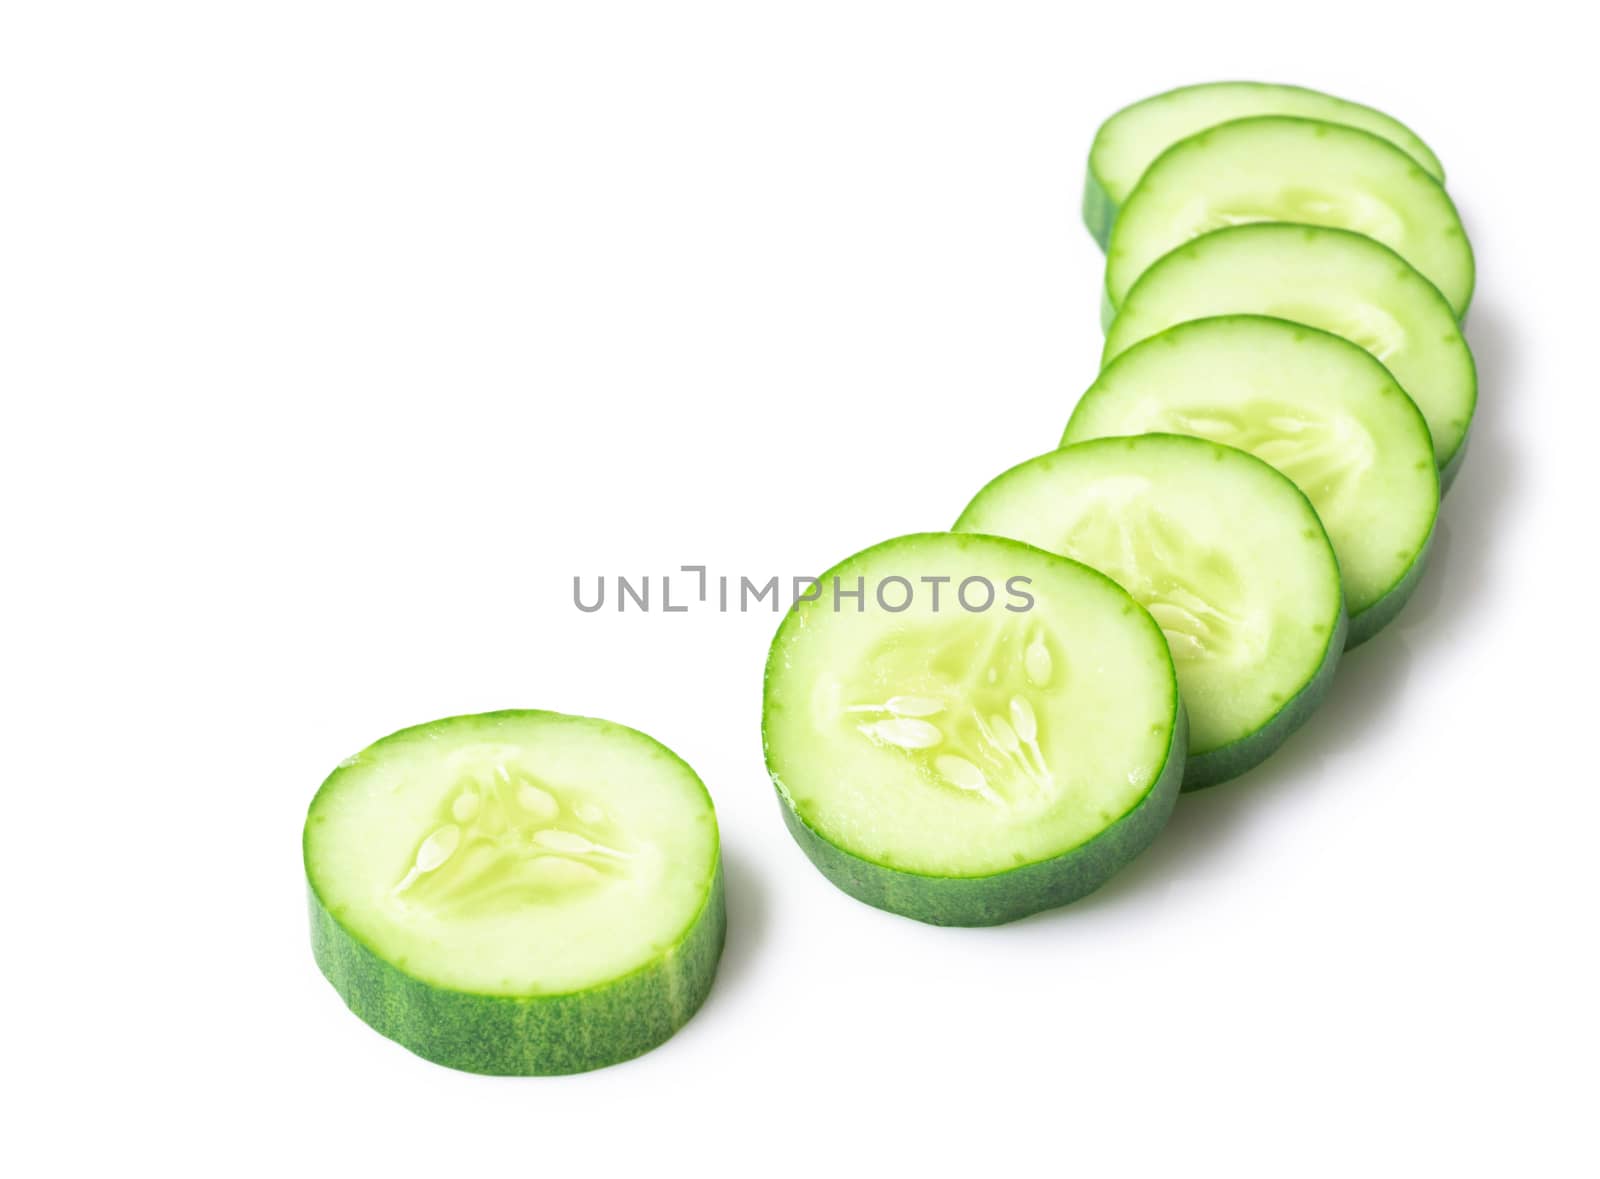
(1345, 524, 1434, 648)
(304, 709, 726, 1075)
(1182, 603, 1347, 789)
(1083, 80, 1446, 247)
(1082, 163, 1119, 253)
(1103, 115, 1475, 318)
(308, 863, 725, 1075)
(772, 700, 1187, 926)
(1438, 430, 1469, 494)
(761, 531, 1186, 926)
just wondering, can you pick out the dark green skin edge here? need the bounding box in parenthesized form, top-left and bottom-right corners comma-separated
(1183, 604, 1347, 790)
(308, 861, 725, 1076)
(1438, 428, 1468, 495)
(773, 703, 1187, 927)
(1082, 163, 1117, 250)
(1346, 524, 1433, 649)
(1099, 283, 1120, 333)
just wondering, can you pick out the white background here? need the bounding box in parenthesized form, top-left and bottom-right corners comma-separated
(5, 3, 1596, 1175)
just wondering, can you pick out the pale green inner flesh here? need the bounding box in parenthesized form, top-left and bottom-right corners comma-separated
(956, 437, 1340, 754)
(1104, 224, 1474, 468)
(1092, 82, 1443, 207)
(306, 713, 718, 996)
(1106, 117, 1471, 315)
(764, 535, 1176, 878)
(1070, 317, 1438, 616)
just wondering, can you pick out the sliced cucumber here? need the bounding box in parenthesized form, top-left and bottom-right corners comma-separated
(304, 710, 725, 1075)
(762, 531, 1184, 925)
(1084, 81, 1444, 247)
(1103, 223, 1477, 484)
(956, 435, 1344, 789)
(1066, 316, 1439, 645)
(1104, 116, 1473, 318)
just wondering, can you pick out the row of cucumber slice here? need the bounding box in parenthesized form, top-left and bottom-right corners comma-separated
(764, 82, 1475, 924)
(302, 80, 1476, 1076)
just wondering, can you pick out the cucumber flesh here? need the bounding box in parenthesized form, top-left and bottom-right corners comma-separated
(305, 710, 724, 1074)
(1084, 81, 1444, 247)
(1103, 223, 1476, 485)
(957, 435, 1344, 789)
(1067, 316, 1440, 646)
(762, 531, 1184, 925)
(1105, 116, 1473, 318)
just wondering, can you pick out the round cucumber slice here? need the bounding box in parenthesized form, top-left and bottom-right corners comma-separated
(762, 531, 1185, 926)
(956, 435, 1344, 789)
(1083, 81, 1444, 247)
(304, 710, 725, 1075)
(1066, 316, 1440, 646)
(1103, 223, 1477, 485)
(1104, 116, 1474, 318)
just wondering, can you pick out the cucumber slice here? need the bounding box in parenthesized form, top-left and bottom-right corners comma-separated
(762, 531, 1185, 925)
(1084, 81, 1444, 247)
(1066, 316, 1440, 646)
(1103, 223, 1477, 484)
(956, 435, 1344, 789)
(1104, 116, 1474, 318)
(304, 710, 725, 1075)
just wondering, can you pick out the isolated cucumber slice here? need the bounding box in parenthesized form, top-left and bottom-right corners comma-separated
(1066, 316, 1440, 645)
(762, 531, 1185, 925)
(957, 435, 1344, 789)
(304, 710, 725, 1075)
(1103, 223, 1477, 484)
(1105, 116, 1473, 318)
(1083, 81, 1444, 247)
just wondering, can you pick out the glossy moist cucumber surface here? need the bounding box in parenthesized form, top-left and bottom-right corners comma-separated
(305, 710, 725, 1075)
(1102, 223, 1476, 485)
(1067, 316, 1440, 645)
(957, 435, 1344, 789)
(1083, 81, 1444, 247)
(762, 531, 1185, 925)
(1104, 116, 1473, 318)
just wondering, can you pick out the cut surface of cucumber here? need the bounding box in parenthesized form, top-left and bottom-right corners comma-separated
(1083, 81, 1444, 247)
(1103, 223, 1476, 484)
(1104, 116, 1473, 317)
(762, 531, 1184, 925)
(956, 435, 1343, 789)
(305, 710, 724, 1075)
(1067, 316, 1439, 645)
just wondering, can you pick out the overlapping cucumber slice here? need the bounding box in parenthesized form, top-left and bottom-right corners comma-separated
(1067, 316, 1440, 645)
(1083, 81, 1444, 246)
(957, 434, 1344, 789)
(1104, 116, 1473, 318)
(305, 710, 724, 1074)
(762, 531, 1185, 925)
(1103, 223, 1476, 484)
